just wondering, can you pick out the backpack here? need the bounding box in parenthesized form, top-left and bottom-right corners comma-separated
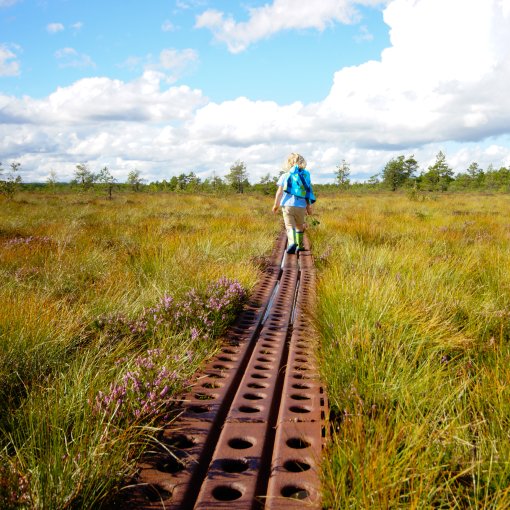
(283, 165, 316, 204)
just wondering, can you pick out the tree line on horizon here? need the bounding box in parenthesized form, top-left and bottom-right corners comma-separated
(2, 151, 510, 200)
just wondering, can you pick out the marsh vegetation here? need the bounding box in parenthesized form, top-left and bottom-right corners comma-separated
(1, 191, 509, 508)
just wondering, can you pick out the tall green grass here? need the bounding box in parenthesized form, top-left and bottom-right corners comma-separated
(0, 192, 277, 508)
(310, 194, 510, 508)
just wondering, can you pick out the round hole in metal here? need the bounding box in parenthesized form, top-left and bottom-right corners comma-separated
(212, 486, 243, 501)
(289, 406, 311, 414)
(164, 434, 194, 449)
(156, 456, 185, 474)
(228, 438, 254, 449)
(207, 373, 226, 379)
(283, 460, 311, 472)
(254, 364, 270, 371)
(281, 485, 309, 500)
(247, 382, 268, 389)
(188, 405, 210, 414)
(251, 373, 269, 379)
(212, 364, 229, 370)
(223, 349, 236, 354)
(260, 349, 275, 355)
(257, 357, 274, 363)
(286, 437, 311, 449)
(144, 484, 172, 502)
(220, 458, 249, 473)
(218, 356, 234, 362)
(202, 382, 221, 389)
(290, 394, 311, 401)
(292, 373, 312, 380)
(239, 405, 260, 413)
(292, 383, 311, 390)
(243, 393, 264, 400)
(295, 358, 307, 363)
(194, 393, 215, 401)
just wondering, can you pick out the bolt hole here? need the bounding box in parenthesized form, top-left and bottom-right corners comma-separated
(144, 484, 172, 502)
(164, 434, 194, 449)
(287, 437, 311, 449)
(202, 382, 221, 389)
(281, 485, 309, 500)
(290, 394, 311, 401)
(239, 405, 260, 414)
(212, 486, 243, 501)
(220, 458, 249, 473)
(247, 382, 267, 389)
(251, 373, 269, 379)
(243, 393, 264, 400)
(283, 460, 311, 472)
(207, 373, 226, 379)
(293, 373, 312, 380)
(156, 456, 185, 474)
(194, 393, 215, 401)
(228, 438, 254, 449)
(292, 383, 311, 390)
(188, 405, 210, 414)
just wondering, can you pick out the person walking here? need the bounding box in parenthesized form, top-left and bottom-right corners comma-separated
(272, 153, 316, 254)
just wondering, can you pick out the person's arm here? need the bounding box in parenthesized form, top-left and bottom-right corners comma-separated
(272, 186, 283, 213)
(306, 203, 313, 215)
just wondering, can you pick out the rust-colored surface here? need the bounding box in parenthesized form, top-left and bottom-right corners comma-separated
(123, 232, 328, 509)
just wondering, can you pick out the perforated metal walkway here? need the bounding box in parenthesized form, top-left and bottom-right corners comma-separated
(123, 232, 328, 509)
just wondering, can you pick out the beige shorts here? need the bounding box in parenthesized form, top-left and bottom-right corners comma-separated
(282, 206, 306, 230)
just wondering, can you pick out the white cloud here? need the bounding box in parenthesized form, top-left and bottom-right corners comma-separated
(195, 0, 387, 53)
(355, 25, 374, 42)
(47, 23, 65, 34)
(55, 47, 95, 68)
(162, 20, 176, 32)
(2, 0, 510, 184)
(71, 22, 84, 31)
(0, 44, 20, 76)
(157, 48, 198, 80)
(121, 48, 199, 82)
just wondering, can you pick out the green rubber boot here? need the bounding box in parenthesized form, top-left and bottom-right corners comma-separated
(286, 228, 297, 254)
(296, 230, 304, 252)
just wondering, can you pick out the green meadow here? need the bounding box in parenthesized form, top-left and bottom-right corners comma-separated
(1, 191, 510, 508)
(311, 193, 510, 509)
(0, 193, 277, 508)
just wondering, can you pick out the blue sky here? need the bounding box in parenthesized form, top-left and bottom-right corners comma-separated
(1, 1, 388, 103)
(1, 0, 510, 183)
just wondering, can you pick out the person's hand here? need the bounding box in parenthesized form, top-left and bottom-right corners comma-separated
(272, 204, 279, 214)
(306, 204, 313, 215)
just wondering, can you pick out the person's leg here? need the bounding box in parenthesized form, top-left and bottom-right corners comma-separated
(282, 207, 298, 253)
(294, 207, 306, 251)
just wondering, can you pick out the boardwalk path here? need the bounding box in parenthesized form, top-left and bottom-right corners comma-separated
(126, 232, 328, 509)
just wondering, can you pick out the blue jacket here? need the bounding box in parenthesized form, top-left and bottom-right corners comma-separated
(283, 165, 316, 204)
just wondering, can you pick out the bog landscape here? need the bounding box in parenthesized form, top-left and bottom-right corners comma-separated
(1, 172, 509, 508)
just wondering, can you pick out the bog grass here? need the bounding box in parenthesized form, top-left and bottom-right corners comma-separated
(0, 192, 278, 508)
(310, 193, 510, 509)
(3, 190, 510, 509)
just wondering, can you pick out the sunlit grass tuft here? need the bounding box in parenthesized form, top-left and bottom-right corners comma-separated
(0, 192, 276, 508)
(311, 193, 510, 508)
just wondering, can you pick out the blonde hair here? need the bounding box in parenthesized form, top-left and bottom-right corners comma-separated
(285, 153, 307, 170)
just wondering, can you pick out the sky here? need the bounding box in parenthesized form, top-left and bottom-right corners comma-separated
(1, 0, 510, 183)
